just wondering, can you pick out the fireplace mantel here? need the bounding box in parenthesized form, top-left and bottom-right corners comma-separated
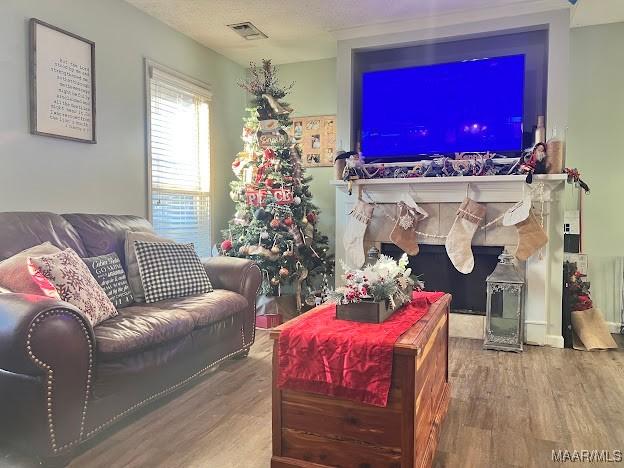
(333, 174, 567, 348)
(331, 174, 567, 203)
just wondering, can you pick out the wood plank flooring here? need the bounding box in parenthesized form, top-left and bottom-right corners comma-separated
(2, 332, 623, 468)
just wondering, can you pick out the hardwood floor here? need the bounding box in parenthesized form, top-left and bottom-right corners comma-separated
(2, 332, 623, 468)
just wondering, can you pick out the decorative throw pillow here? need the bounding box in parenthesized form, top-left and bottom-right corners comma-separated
(82, 253, 134, 308)
(28, 248, 118, 326)
(124, 231, 175, 303)
(133, 241, 213, 303)
(0, 242, 62, 295)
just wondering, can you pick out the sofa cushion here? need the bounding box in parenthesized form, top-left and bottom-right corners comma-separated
(94, 289, 247, 359)
(95, 306, 195, 360)
(62, 214, 154, 267)
(154, 289, 248, 328)
(0, 242, 61, 295)
(0, 212, 86, 261)
(29, 248, 118, 327)
(134, 241, 213, 303)
(124, 231, 174, 303)
(83, 253, 134, 308)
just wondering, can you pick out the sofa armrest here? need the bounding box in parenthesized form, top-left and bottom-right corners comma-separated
(203, 257, 261, 346)
(0, 293, 95, 455)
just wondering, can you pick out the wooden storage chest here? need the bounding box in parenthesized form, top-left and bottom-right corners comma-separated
(270, 294, 451, 468)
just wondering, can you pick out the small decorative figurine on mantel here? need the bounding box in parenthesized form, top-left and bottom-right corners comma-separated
(518, 142, 547, 184)
(334, 150, 380, 195)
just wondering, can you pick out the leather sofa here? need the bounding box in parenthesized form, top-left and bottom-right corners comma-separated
(0, 212, 261, 462)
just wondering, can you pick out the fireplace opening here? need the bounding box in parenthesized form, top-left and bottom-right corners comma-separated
(381, 243, 504, 315)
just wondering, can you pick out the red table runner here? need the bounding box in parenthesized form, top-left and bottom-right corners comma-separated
(277, 291, 445, 407)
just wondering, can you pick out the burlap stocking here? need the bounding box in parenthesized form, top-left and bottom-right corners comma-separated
(445, 198, 486, 274)
(514, 211, 548, 261)
(343, 201, 373, 268)
(390, 202, 426, 256)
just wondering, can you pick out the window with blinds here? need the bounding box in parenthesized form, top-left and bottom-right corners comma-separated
(147, 62, 212, 257)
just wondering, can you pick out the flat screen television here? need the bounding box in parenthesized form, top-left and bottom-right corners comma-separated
(360, 54, 525, 159)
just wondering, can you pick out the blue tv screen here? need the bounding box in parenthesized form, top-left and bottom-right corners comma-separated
(361, 54, 525, 158)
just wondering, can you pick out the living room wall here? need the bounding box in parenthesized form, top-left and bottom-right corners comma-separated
(280, 23, 624, 326)
(278, 59, 338, 256)
(0, 0, 245, 240)
(566, 22, 624, 328)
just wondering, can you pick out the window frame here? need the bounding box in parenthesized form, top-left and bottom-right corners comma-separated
(144, 58, 214, 252)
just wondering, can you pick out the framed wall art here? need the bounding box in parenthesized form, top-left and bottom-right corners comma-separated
(289, 115, 336, 167)
(29, 18, 96, 143)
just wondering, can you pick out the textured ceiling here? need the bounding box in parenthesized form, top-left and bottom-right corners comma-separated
(125, 0, 623, 65)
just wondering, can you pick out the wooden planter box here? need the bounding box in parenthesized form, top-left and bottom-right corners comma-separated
(336, 299, 395, 323)
(270, 293, 452, 468)
(336, 286, 413, 324)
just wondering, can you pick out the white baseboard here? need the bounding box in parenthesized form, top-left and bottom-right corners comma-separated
(545, 334, 564, 348)
(525, 321, 547, 346)
(607, 322, 623, 334)
(448, 316, 570, 347)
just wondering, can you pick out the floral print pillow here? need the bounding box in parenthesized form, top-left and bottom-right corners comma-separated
(28, 248, 118, 327)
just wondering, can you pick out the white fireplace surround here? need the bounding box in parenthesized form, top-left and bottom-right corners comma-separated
(333, 174, 567, 348)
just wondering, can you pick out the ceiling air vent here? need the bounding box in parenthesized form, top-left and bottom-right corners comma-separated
(228, 22, 268, 41)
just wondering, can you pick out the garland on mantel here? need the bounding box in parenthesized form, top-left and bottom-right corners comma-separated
(362, 155, 520, 179)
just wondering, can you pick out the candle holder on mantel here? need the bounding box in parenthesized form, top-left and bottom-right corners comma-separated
(484, 250, 525, 352)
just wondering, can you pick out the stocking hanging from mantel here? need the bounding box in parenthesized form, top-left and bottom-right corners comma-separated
(390, 201, 429, 256)
(514, 211, 548, 261)
(445, 197, 486, 274)
(343, 201, 374, 268)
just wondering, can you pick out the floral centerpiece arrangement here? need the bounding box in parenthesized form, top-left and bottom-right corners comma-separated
(328, 254, 421, 311)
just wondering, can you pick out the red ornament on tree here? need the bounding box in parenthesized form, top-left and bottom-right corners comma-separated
(220, 239, 233, 252)
(265, 178, 274, 187)
(263, 148, 276, 161)
(283, 217, 293, 226)
(306, 212, 317, 224)
(269, 217, 281, 229)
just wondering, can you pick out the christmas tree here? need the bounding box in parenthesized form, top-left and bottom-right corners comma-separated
(221, 60, 333, 304)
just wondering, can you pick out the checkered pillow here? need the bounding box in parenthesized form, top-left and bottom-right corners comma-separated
(133, 241, 213, 303)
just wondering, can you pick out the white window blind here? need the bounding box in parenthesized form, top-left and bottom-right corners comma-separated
(147, 63, 212, 257)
